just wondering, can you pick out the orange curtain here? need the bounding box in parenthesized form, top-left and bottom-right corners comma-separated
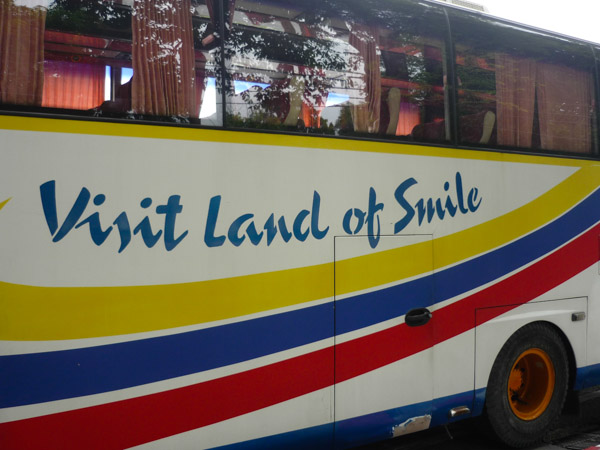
(301, 99, 327, 128)
(0, 0, 46, 106)
(349, 23, 381, 133)
(396, 101, 420, 136)
(301, 68, 328, 128)
(537, 62, 593, 154)
(495, 53, 536, 148)
(496, 53, 593, 153)
(42, 60, 104, 110)
(131, 0, 196, 116)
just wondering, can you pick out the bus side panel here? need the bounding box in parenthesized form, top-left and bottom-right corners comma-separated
(1, 121, 599, 448)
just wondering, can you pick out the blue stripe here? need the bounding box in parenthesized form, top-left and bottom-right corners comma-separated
(2, 188, 599, 408)
(336, 186, 600, 333)
(0, 303, 333, 408)
(210, 423, 333, 450)
(575, 363, 600, 389)
(335, 390, 477, 449)
(210, 390, 478, 449)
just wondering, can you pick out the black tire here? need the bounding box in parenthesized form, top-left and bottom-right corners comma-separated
(485, 322, 569, 448)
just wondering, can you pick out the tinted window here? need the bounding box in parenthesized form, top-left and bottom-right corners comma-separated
(224, 0, 450, 143)
(0, 0, 221, 125)
(450, 11, 597, 154)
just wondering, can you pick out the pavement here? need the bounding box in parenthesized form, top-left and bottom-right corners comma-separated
(540, 433, 600, 450)
(538, 388, 600, 450)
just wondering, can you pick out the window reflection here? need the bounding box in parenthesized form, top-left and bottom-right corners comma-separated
(0, 0, 596, 155)
(451, 12, 596, 154)
(225, 0, 449, 141)
(0, 0, 221, 123)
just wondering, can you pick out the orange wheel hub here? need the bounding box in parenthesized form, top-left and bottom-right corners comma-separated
(507, 348, 555, 420)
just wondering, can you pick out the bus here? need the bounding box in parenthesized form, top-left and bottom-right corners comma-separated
(1, 0, 600, 448)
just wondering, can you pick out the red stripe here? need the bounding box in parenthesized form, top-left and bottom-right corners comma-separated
(337, 223, 600, 381)
(1, 348, 334, 450)
(3, 224, 599, 449)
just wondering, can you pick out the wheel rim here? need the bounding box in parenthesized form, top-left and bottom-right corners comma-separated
(507, 348, 555, 420)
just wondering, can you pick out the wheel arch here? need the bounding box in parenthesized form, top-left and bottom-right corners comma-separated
(475, 297, 588, 420)
(482, 320, 572, 446)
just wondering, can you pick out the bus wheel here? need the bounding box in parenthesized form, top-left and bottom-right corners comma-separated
(485, 323, 568, 448)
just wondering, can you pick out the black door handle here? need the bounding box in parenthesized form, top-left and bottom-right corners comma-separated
(405, 307, 432, 327)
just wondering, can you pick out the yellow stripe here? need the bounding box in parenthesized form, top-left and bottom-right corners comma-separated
(338, 165, 600, 293)
(0, 264, 332, 341)
(0, 114, 592, 166)
(432, 164, 599, 269)
(0, 198, 10, 211)
(1, 166, 598, 341)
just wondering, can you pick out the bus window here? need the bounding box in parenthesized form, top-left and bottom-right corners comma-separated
(450, 11, 597, 155)
(0, 0, 48, 107)
(224, 0, 450, 143)
(0, 0, 221, 125)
